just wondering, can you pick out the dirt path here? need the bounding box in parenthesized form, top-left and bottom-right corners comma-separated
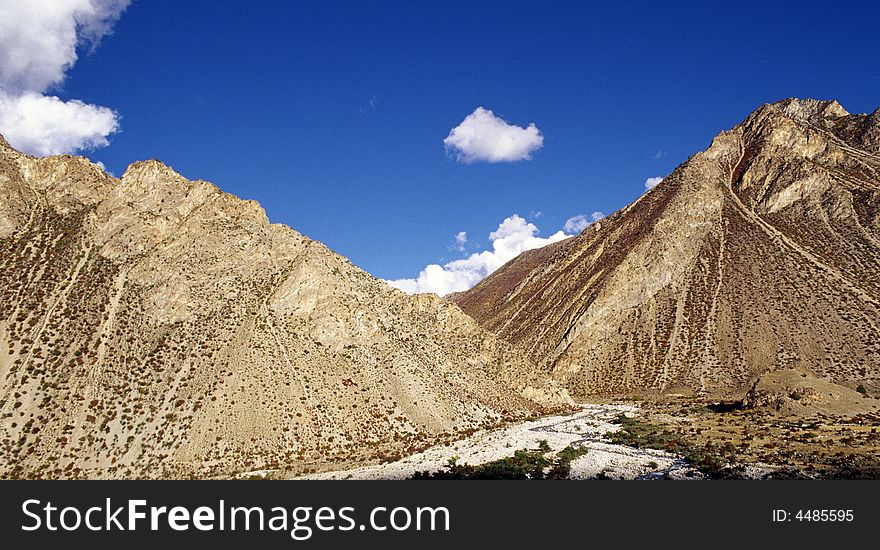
(282, 404, 698, 480)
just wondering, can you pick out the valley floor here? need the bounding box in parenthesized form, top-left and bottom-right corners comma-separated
(283, 404, 701, 480)
(274, 393, 880, 480)
(629, 398, 880, 479)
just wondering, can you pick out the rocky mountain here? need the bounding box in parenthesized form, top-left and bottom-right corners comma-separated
(454, 99, 880, 399)
(0, 135, 570, 479)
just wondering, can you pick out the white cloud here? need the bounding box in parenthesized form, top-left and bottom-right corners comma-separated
(386, 214, 571, 296)
(93, 159, 114, 176)
(443, 107, 543, 164)
(454, 231, 468, 251)
(645, 176, 664, 190)
(0, 91, 118, 156)
(0, 0, 129, 93)
(563, 211, 605, 234)
(0, 0, 129, 156)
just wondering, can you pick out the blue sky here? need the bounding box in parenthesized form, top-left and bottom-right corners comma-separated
(2, 0, 879, 293)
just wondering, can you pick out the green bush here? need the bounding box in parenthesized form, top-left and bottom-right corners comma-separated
(411, 443, 587, 480)
(609, 414, 732, 478)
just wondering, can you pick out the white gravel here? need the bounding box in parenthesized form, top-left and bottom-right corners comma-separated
(290, 404, 700, 480)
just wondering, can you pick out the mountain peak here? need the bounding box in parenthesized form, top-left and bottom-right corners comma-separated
(454, 99, 880, 399)
(0, 132, 9, 149)
(768, 97, 849, 121)
(121, 158, 188, 184)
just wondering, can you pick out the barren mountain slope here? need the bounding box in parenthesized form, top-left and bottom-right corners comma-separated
(0, 136, 569, 479)
(454, 99, 880, 399)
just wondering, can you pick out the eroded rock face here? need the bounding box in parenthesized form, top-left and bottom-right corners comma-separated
(0, 137, 570, 479)
(454, 98, 880, 399)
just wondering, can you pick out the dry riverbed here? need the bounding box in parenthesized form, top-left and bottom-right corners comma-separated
(286, 404, 700, 480)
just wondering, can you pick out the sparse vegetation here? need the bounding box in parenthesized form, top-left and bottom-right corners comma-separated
(609, 414, 734, 478)
(410, 441, 587, 480)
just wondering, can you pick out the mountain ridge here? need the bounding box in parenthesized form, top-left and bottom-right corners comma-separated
(0, 138, 570, 479)
(454, 98, 880, 398)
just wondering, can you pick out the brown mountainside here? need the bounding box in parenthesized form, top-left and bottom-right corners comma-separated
(454, 99, 880, 399)
(0, 136, 569, 479)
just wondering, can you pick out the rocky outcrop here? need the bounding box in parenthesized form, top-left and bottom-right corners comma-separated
(454, 99, 880, 399)
(742, 368, 878, 416)
(0, 139, 570, 479)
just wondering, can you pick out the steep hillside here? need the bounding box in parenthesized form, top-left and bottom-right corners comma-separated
(0, 136, 569, 479)
(455, 99, 880, 399)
